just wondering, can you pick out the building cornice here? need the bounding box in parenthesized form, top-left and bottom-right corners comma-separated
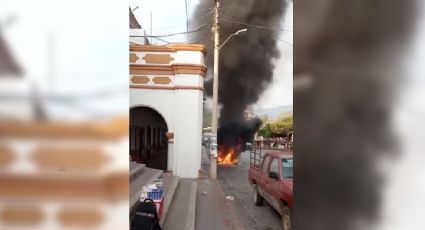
(130, 64, 207, 76)
(130, 85, 204, 91)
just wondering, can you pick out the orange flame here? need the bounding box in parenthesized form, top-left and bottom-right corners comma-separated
(218, 146, 238, 165)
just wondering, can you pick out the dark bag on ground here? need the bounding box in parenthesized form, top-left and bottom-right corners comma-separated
(131, 198, 162, 230)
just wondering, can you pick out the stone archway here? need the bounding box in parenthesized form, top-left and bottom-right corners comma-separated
(130, 106, 168, 171)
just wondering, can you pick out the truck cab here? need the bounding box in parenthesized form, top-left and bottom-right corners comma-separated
(248, 150, 293, 230)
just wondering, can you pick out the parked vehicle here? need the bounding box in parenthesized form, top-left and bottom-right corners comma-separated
(245, 142, 252, 151)
(249, 149, 293, 230)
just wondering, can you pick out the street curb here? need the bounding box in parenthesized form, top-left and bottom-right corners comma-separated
(159, 175, 180, 226)
(185, 181, 198, 230)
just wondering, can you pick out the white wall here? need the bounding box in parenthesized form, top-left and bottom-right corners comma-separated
(172, 88, 203, 177)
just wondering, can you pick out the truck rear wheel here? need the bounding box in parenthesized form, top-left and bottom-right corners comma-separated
(252, 184, 263, 206)
(281, 205, 292, 230)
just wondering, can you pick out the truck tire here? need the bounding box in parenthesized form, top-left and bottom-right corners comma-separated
(281, 205, 292, 230)
(252, 184, 263, 206)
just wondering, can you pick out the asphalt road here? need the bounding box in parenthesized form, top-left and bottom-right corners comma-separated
(217, 150, 282, 230)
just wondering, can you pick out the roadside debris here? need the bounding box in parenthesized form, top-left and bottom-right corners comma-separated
(225, 195, 234, 201)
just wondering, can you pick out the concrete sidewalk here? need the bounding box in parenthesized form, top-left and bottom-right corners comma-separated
(161, 178, 244, 230)
(163, 178, 197, 230)
(195, 179, 244, 230)
(162, 146, 244, 229)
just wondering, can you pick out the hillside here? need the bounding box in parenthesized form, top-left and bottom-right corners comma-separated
(254, 105, 293, 120)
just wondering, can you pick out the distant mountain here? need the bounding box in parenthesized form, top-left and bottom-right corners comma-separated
(253, 105, 293, 120)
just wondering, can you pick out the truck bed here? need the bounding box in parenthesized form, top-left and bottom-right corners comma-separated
(249, 147, 264, 170)
(249, 141, 293, 170)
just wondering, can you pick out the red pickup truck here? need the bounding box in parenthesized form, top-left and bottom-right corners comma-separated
(248, 150, 293, 230)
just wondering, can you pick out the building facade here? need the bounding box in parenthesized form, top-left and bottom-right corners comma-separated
(129, 44, 206, 178)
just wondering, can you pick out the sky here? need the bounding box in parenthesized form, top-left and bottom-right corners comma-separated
(130, 0, 293, 109)
(0, 0, 129, 118)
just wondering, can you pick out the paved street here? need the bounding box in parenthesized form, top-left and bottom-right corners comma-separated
(202, 147, 282, 230)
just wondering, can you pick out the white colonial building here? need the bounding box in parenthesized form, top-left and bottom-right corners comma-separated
(129, 44, 206, 178)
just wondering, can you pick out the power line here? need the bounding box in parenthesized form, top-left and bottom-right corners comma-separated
(131, 39, 169, 45)
(152, 36, 172, 44)
(130, 24, 206, 38)
(152, 24, 187, 31)
(274, 36, 293, 46)
(187, 27, 210, 44)
(147, 10, 212, 33)
(130, 31, 172, 44)
(131, 33, 171, 44)
(193, 10, 213, 21)
(220, 18, 292, 32)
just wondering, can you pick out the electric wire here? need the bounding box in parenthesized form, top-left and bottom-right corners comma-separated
(130, 24, 206, 38)
(220, 18, 292, 32)
(274, 36, 293, 46)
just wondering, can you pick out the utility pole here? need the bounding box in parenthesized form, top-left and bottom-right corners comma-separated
(210, 0, 220, 179)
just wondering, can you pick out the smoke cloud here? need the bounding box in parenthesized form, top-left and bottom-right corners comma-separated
(192, 0, 288, 124)
(218, 117, 262, 148)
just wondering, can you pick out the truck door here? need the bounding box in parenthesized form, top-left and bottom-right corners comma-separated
(258, 155, 271, 196)
(264, 157, 282, 211)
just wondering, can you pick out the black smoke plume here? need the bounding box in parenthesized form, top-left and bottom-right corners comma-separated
(218, 117, 262, 150)
(191, 0, 287, 124)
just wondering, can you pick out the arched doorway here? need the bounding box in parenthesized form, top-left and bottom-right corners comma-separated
(130, 106, 168, 171)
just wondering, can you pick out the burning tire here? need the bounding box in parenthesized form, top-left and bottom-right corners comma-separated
(252, 183, 263, 206)
(281, 205, 292, 230)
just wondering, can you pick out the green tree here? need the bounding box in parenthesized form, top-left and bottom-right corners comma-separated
(258, 123, 273, 138)
(270, 116, 293, 136)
